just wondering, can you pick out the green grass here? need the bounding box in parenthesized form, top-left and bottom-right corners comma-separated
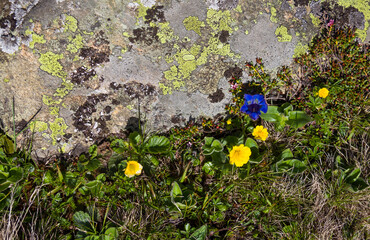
(0, 24, 369, 240)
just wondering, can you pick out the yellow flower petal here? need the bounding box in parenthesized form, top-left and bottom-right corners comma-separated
(229, 144, 251, 167)
(125, 161, 143, 178)
(318, 88, 329, 98)
(252, 125, 268, 141)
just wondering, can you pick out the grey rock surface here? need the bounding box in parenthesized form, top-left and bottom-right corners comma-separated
(0, 0, 369, 158)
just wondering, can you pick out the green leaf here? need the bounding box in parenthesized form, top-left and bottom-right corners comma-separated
(279, 103, 293, 115)
(286, 111, 311, 128)
(73, 211, 92, 231)
(8, 167, 23, 183)
(260, 106, 280, 122)
(204, 137, 214, 146)
(0, 171, 8, 180)
(104, 227, 119, 240)
(211, 140, 223, 152)
(190, 224, 208, 240)
(110, 139, 127, 154)
(245, 138, 258, 149)
(171, 181, 182, 197)
(276, 159, 307, 173)
(0, 181, 11, 192)
(89, 145, 98, 159)
(145, 136, 170, 154)
(0, 134, 15, 155)
(350, 177, 369, 192)
(345, 168, 361, 184)
(86, 157, 101, 171)
(280, 149, 293, 160)
(202, 162, 215, 175)
(129, 131, 142, 148)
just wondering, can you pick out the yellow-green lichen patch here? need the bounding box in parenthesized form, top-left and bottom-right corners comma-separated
(275, 26, 292, 42)
(310, 13, 321, 27)
(3, 78, 10, 83)
(183, 16, 205, 36)
(159, 82, 172, 95)
(66, 34, 84, 53)
(164, 65, 179, 81)
(53, 81, 74, 98)
(245, 30, 249, 35)
(26, 29, 46, 49)
(29, 121, 48, 132)
(270, 7, 278, 23)
(49, 118, 68, 145)
(156, 22, 179, 43)
(235, 5, 242, 13)
(38, 52, 66, 79)
(336, 0, 370, 41)
(206, 9, 235, 33)
(63, 14, 78, 33)
(134, 0, 150, 23)
(293, 42, 309, 58)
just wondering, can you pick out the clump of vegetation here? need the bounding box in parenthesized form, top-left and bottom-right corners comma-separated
(0, 23, 369, 239)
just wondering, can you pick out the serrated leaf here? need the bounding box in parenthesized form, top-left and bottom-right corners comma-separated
(110, 139, 127, 154)
(104, 227, 119, 240)
(86, 157, 101, 171)
(129, 131, 142, 148)
(89, 145, 98, 159)
(145, 136, 170, 154)
(190, 224, 208, 240)
(73, 211, 92, 231)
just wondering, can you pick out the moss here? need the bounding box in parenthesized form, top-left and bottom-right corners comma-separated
(38, 52, 66, 79)
(157, 22, 179, 43)
(66, 34, 84, 53)
(64, 14, 78, 33)
(206, 9, 234, 33)
(310, 13, 321, 27)
(275, 26, 292, 42)
(49, 117, 68, 145)
(293, 42, 309, 58)
(183, 16, 205, 36)
(270, 7, 278, 23)
(336, 0, 370, 41)
(29, 121, 48, 132)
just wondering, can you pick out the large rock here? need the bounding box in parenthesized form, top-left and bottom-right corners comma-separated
(0, 0, 369, 158)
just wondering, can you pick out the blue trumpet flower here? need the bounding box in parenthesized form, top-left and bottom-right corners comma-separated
(240, 94, 268, 121)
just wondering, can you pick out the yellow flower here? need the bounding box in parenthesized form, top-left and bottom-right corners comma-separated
(252, 125, 268, 141)
(229, 144, 251, 167)
(124, 161, 143, 178)
(318, 88, 329, 98)
(227, 119, 232, 125)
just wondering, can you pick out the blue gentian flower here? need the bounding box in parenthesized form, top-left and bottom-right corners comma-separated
(240, 94, 268, 120)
